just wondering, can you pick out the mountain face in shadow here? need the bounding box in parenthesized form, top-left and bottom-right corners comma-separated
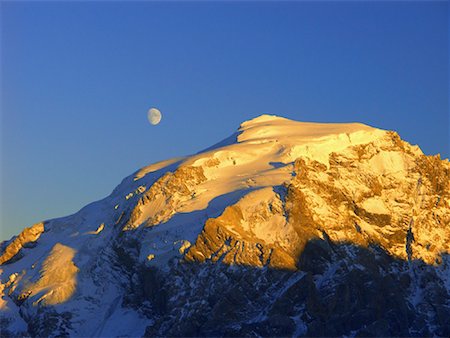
(142, 241, 450, 337)
(1, 115, 449, 337)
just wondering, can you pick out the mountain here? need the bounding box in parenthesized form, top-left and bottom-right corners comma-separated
(1, 114, 449, 337)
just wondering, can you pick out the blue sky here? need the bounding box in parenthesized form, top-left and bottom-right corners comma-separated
(1, 1, 448, 240)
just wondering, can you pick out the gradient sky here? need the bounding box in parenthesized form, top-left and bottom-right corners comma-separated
(1, 1, 448, 240)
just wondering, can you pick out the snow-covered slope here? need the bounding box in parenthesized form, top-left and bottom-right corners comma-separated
(1, 115, 449, 337)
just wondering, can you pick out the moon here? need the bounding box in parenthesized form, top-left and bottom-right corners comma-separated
(147, 108, 162, 125)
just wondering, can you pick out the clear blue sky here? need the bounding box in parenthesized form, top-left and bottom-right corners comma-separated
(1, 1, 448, 240)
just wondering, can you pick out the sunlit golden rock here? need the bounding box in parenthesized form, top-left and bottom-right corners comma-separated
(0, 222, 45, 265)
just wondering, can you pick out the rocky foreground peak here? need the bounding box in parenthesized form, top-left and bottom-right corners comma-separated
(1, 115, 449, 337)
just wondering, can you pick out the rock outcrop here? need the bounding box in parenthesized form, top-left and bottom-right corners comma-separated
(0, 222, 44, 265)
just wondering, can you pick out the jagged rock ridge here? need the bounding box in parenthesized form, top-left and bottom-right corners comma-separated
(1, 115, 449, 337)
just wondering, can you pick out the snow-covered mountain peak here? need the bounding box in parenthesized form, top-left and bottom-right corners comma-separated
(239, 113, 287, 126)
(124, 116, 392, 233)
(237, 114, 384, 148)
(1, 114, 449, 337)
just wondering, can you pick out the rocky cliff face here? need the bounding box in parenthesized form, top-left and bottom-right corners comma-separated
(1, 115, 449, 337)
